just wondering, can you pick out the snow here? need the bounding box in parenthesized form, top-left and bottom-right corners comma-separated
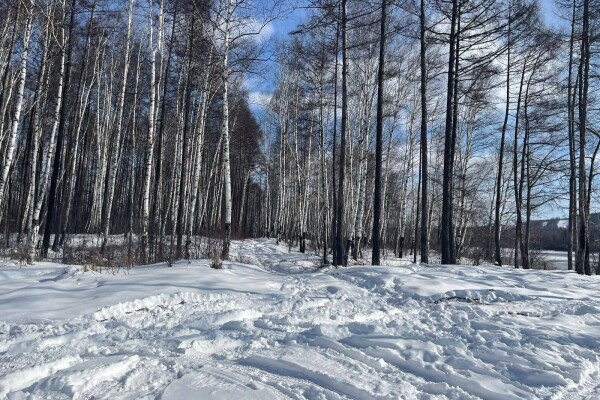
(539, 250, 571, 271)
(1, 238, 600, 399)
(557, 219, 568, 229)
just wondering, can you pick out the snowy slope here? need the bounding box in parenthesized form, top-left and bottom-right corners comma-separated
(1, 238, 600, 399)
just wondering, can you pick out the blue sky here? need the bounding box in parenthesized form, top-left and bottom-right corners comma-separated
(246, 0, 573, 220)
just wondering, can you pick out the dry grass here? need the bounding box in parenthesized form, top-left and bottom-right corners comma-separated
(211, 257, 223, 269)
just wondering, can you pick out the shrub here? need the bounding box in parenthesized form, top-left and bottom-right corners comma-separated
(211, 257, 223, 269)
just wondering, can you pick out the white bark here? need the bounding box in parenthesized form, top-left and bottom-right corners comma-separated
(60, 27, 100, 238)
(102, 0, 135, 250)
(141, 0, 158, 259)
(0, 4, 33, 215)
(29, 0, 68, 259)
(186, 64, 213, 250)
(220, 0, 233, 259)
(25, 21, 52, 245)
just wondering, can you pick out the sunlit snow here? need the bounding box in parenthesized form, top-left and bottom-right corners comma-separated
(1, 238, 599, 399)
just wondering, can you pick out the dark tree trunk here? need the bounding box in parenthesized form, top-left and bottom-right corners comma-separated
(42, 0, 76, 257)
(513, 61, 526, 269)
(335, 0, 348, 267)
(176, 15, 194, 260)
(577, 0, 591, 275)
(448, 7, 460, 264)
(372, 0, 386, 266)
(152, 1, 178, 261)
(566, 0, 577, 271)
(419, 0, 429, 264)
(441, 0, 458, 264)
(521, 78, 533, 270)
(331, 12, 340, 266)
(495, 7, 510, 266)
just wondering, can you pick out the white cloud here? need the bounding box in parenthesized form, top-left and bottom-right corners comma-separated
(251, 20, 275, 44)
(248, 91, 272, 109)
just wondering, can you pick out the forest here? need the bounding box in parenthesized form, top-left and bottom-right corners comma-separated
(0, 0, 598, 274)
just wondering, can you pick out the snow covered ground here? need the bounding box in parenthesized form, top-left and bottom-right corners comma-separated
(1, 238, 600, 399)
(539, 250, 573, 271)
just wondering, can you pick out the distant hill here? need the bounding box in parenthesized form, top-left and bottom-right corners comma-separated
(527, 213, 600, 251)
(470, 213, 600, 252)
(530, 213, 600, 231)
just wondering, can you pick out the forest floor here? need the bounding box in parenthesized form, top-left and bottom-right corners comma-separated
(1, 238, 599, 399)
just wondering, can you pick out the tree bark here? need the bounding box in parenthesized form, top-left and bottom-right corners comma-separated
(335, 0, 348, 266)
(494, 7, 510, 266)
(419, 0, 429, 264)
(576, 0, 591, 275)
(512, 60, 527, 269)
(102, 0, 134, 252)
(221, 0, 233, 260)
(29, 0, 68, 260)
(372, 0, 386, 265)
(0, 3, 32, 217)
(331, 17, 340, 265)
(141, 0, 159, 262)
(441, 0, 459, 264)
(566, 0, 577, 271)
(176, 15, 195, 259)
(42, 0, 77, 256)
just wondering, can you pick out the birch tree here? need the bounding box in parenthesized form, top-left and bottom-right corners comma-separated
(102, 0, 135, 252)
(0, 0, 33, 216)
(141, 0, 161, 262)
(372, 0, 387, 265)
(29, 0, 68, 260)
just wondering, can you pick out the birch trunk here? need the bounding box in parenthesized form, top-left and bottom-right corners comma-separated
(102, 0, 134, 252)
(0, 5, 21, 140)
(24, 23, 52, 247)
(42, 0, 78, 255)
(152, 0, 177, 260)
(141, 0, 158, 262)
(0, 2, 33, 215)
(59, 7, 99, 245)
(29, 0, 68, 260)
(185, 65, 211, 258)
(176, 15, 195, 259)
(319, 100, 329, 265)
(220, 0, 233, 260)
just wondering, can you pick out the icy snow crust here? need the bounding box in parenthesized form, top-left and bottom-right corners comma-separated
(1, 239, 599, 399)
